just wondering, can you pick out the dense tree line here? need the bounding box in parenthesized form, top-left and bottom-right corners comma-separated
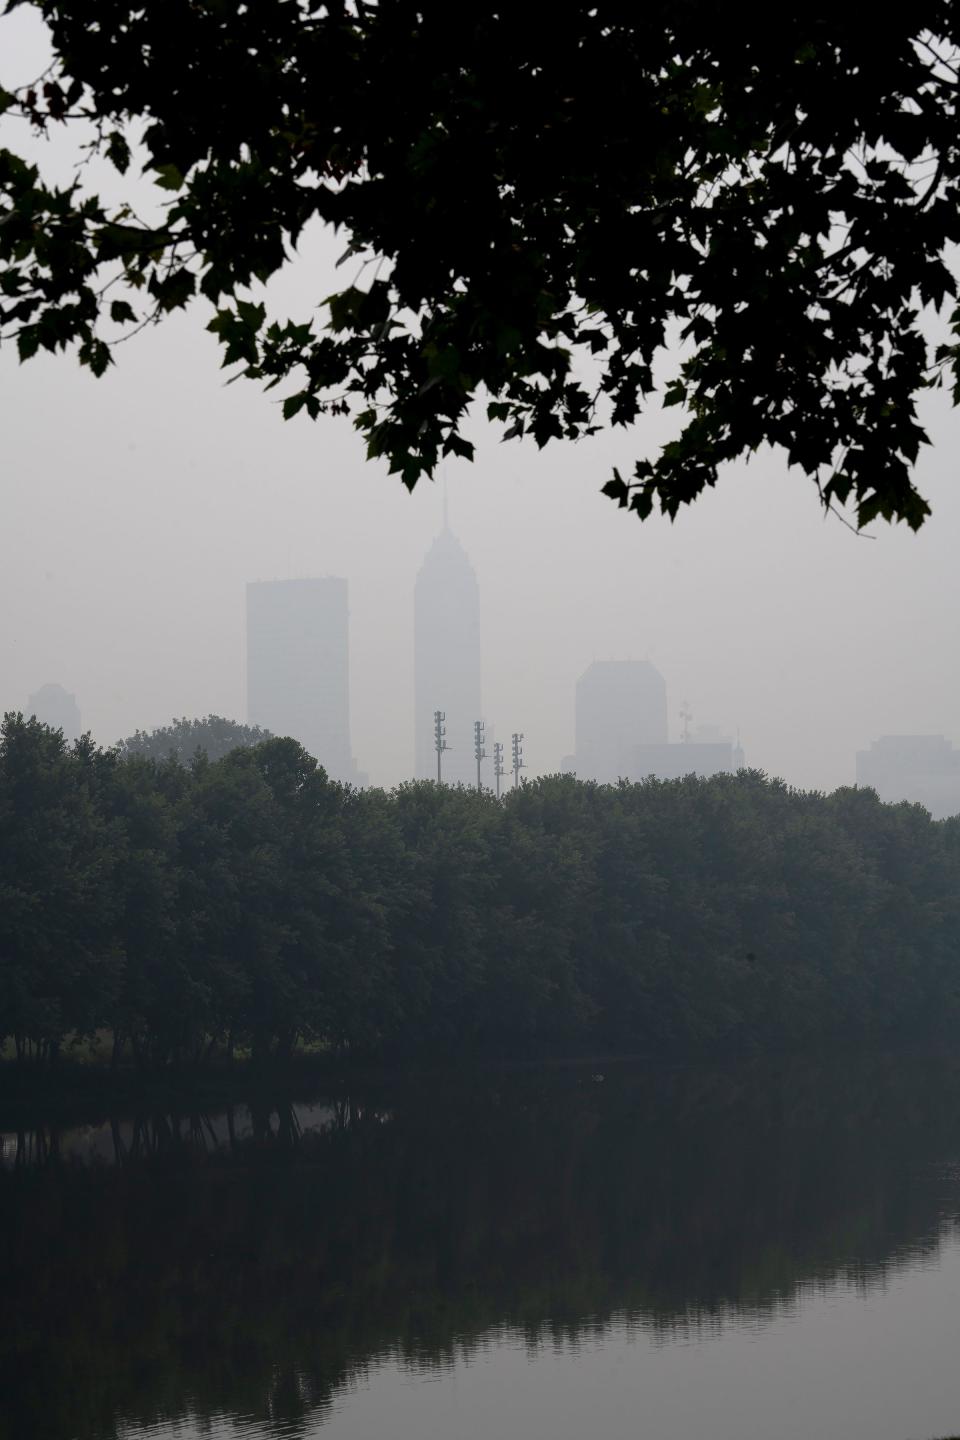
(2, 710, 960, 1068)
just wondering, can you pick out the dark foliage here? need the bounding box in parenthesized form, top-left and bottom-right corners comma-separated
(2, 712, 960, 1067)
(2, 5, 959, 526)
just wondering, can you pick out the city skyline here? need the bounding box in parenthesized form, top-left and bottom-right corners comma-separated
(6, 351, 959, 794)
(16, 595, 960, 811)
(4, 0, 960, 799)
(16, 562, 756, 792)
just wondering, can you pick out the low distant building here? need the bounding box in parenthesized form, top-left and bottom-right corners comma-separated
(27, 683, 82, 741)
(856, 736, 960, 819)
(628, 738, 742, 783)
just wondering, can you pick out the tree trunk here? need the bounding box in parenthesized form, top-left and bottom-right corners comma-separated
(275, 1028, 296, 1063)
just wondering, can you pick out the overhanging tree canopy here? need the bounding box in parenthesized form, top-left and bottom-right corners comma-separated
(1, 3, 959, 527)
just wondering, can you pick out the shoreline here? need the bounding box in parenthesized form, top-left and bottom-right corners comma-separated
(1, 1038, 957, 1129)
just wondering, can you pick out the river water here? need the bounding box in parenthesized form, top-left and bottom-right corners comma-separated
(3, 1052, 960, 1440)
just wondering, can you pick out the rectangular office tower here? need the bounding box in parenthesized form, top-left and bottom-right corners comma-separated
(246, 578, 355, 782)
(574, 660, 668, 783)
(414, 525, 482, 786)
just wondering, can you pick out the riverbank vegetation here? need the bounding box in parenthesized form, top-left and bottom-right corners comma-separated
(2, 712, 960, 1070)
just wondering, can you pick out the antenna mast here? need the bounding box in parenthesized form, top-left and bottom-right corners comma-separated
(511, 732, 525, 790)
(474, 719, 486, 793)
(493, 741, 507, 799)
(433, 709, 449, 783)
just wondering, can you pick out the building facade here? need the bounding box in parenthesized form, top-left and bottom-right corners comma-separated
(574, 660, 668, 783)
(414, 524, 482, 786)
(629, 723, 745, 782)
(856, 735, 960, 819)
(628, 740, 741, 782)
(246, 577, 361, 783)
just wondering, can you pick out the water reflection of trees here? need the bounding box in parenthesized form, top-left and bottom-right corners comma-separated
(3, 1053, 960, 1440)
(0, 1095, 382, 1171)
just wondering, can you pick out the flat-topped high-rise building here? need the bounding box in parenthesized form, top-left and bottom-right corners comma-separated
(574, 660, 667, 783)
(414, 523, 482, 786)
(246, 577, 361, 783)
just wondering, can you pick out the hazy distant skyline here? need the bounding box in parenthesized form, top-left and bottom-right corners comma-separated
(3, 8, 960, 792)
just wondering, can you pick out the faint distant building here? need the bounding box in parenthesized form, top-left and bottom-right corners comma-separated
(629, 742, 741, 783)
(246, 578, 363, 784)
(694, 723, 746, 770)
(414, 522, 481, 786)
(856, 736, 960, 819)
(574, 661, 667, 782)
(627, 722, 745, 782)
(27, 683, 81, 741)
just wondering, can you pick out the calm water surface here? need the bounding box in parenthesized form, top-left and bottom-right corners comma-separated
(3, 1053, 960, 1440)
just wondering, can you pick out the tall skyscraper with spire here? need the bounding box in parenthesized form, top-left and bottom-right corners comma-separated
(414, 510, 481, 785)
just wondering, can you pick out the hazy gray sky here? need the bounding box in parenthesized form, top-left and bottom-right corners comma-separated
(3, 8, 959, 790)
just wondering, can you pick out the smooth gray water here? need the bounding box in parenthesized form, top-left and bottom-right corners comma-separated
(4, 1054, 960, 1440)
